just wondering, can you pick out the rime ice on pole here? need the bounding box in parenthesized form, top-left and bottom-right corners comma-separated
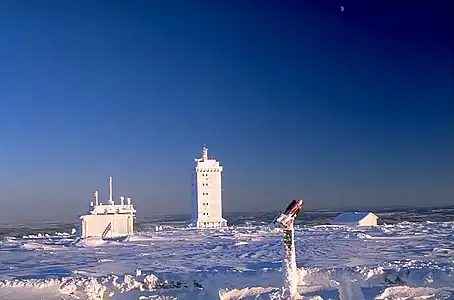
(271, 199, 304, 299)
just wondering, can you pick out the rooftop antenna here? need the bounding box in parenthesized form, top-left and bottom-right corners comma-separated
(94, 190, 99, 206)
(108, 176, 114, 205)
(202, 145, 208, 161)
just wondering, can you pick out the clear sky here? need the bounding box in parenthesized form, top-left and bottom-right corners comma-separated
(0, 0, 452, 221)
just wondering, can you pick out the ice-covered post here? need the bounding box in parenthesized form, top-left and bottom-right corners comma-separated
(271, 199, 304, 299)
(94, 190, 99, 206)
(108, 176, 114, 205)
(202, 145, 208, 161)
(282, 222, 298, 298)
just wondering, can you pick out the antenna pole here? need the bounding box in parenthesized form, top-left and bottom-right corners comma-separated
(202, 145, 208, 161)
(94, 191, 99, 206)
(109, 176, 113, 204)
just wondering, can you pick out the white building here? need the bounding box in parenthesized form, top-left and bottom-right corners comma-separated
(190, 145, 227, 228)
(78, 176, 136, 239)
(330, 211, 379, 227)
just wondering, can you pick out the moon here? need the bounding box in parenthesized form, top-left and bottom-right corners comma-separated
(340, 5, 344, 12)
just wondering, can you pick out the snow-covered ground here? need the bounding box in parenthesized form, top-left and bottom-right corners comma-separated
(1, 221, 454, 299)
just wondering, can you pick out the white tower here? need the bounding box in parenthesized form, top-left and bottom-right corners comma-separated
(191, 145, 227, 228)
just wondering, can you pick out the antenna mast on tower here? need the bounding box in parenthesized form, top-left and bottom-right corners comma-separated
(202, 145, 208, 161)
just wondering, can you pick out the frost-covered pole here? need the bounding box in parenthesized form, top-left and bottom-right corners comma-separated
(271, 199, 304, 300)
(282, 224, 298, 298)
(108, 176, 114, 205)
(94, 190, 99, 206)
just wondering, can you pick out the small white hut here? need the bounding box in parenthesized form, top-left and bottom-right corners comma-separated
(330, 211, 379, 227)
(77, 176, 136, 239)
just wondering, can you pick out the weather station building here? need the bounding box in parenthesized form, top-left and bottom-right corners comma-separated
(77, 176, 136, 239)
(190, 145, 227, 229)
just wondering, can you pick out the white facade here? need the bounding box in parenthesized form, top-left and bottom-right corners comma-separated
(79, 214, 134, 238)
(78, 176, 136, 239)
(191, 145, 227, 228)
(330, 212, 379, 227)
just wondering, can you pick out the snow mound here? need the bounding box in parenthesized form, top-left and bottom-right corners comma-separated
(375, 286, 450, 299)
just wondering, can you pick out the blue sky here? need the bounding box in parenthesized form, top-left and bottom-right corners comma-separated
(0, 0, 452, 221)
